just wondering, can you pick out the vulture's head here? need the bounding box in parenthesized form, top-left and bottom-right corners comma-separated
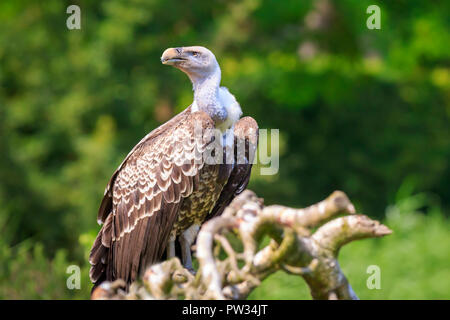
(161, 46, 219, 82)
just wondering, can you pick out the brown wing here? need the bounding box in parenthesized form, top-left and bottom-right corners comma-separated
(89, 109, 215, 288)
(207, 116, 259, 220)
(96, 106, 193, 225)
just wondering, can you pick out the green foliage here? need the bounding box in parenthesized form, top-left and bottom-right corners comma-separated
(0, 240, 91, 299)
(0, 0, 448, 299)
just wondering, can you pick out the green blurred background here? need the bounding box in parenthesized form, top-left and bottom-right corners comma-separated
(0, 0, 449, 299)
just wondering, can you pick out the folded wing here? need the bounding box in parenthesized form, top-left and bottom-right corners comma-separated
(89, 109, 215, 288)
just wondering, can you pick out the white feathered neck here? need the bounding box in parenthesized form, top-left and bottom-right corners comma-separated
(190, 64, 242, 133)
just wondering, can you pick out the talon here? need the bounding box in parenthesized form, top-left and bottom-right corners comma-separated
(185, 267, 197, 275)
(179, 224, 200, 274)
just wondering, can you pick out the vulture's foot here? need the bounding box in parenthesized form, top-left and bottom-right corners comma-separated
(185, 266, 197, 275)
(166, 235, 176, 258)
(179, 224, 200, 273)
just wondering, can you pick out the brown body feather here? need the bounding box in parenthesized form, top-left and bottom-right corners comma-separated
(89, 107, 258, 290)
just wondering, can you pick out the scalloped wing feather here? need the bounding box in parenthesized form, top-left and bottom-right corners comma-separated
(89, 109, 215, 287)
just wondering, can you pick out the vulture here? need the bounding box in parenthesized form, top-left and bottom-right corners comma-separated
(89, 46, 259, 291)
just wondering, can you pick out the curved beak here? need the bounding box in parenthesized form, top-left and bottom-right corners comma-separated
(161, 47, 186, 65)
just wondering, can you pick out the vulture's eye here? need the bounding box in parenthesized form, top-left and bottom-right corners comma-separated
(192, 52, 199, 57)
